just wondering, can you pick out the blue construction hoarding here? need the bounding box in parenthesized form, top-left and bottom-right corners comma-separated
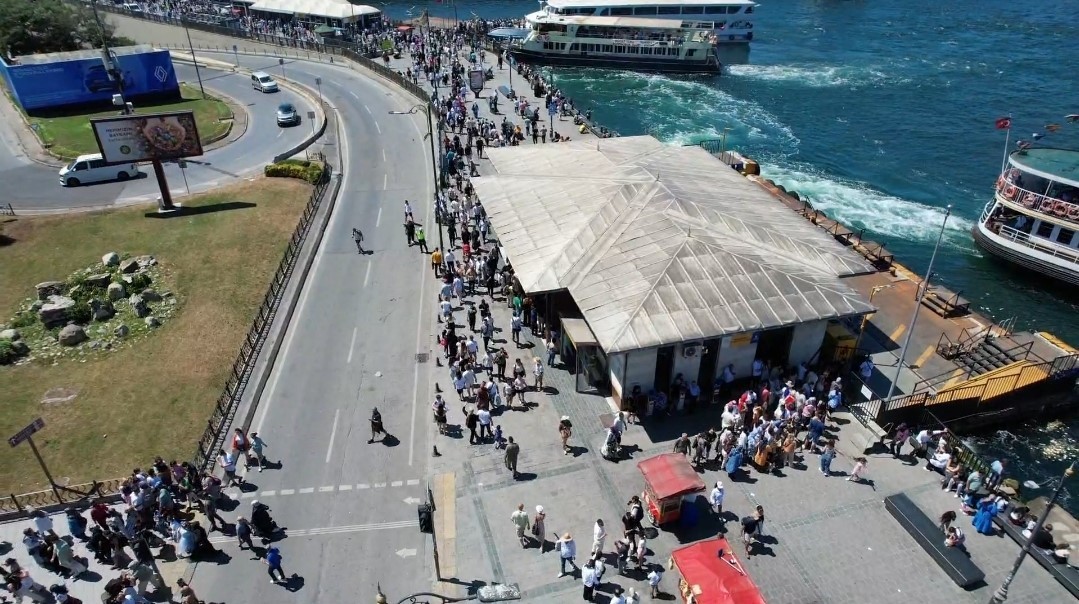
(0, 49, 180, 112)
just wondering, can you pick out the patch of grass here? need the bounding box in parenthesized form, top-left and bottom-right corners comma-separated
(0, 178, 311, 494)
(29, 83, 233, 161)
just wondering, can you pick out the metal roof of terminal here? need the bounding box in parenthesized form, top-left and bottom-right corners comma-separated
(471, 136, 876, 353)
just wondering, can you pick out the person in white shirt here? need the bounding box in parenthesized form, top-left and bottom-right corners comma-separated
(532, 357, 545, 390)
(592, 519, 607, 555)
(914, 428, 947, 458)
(751, 359, 763, 384)
(610, 587, 627, 604)
(709, 481, 725, 519)
(477, 408, 493, 440)
(647, 566, 663, 598)
(581, 558, 598, 601)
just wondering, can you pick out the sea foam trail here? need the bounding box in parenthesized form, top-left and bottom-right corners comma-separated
(725, 64, 911, 88)
(759, 162, 974, 243)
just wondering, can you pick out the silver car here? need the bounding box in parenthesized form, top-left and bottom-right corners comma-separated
(276, 103, 299, 127)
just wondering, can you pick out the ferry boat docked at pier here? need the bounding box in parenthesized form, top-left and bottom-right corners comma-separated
(511, 0, 757, 74)
(973, 148, 1079, 286)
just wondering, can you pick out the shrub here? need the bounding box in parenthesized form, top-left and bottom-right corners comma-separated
(264, 160, 324, 184)
(69, 302, 92, 325)
(10, 312, 36, 328)
(127, 272, 152, 291)
(0, 340, 17, 365)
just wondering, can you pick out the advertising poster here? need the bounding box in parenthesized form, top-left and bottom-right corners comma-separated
(91, 111, 203, 164)
(3, 50, 180, 112)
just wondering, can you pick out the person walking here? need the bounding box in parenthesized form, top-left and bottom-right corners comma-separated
(369, 407, 389, 443)
(633, 536, 648, 570)
(510, 504, 531, 548)
(709, 481, 725, 523)
(555, 533, 579, 577)
(504, 437, 521, 479)
(848, 457, 868, 483)
(352, 228, 365, 254)
(217, 449, 244, 487)
(647, 565, 663, 598)
(235, 516, 255, 550)
(592, 519, 607, 556)
(820, 439, 837, 477)
(581, 558, 598, 601)
(533, 506, 547, 554)
(264, 545, 286, 584)
(477, 407, 493, 440)
(250, 432, 267, 472)
(464, 407, 480, 445)
(533, 357, 545, 391)
(416, 226, 428, 253)
(231, 428, 251, 470)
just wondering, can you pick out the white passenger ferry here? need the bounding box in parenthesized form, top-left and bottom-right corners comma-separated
(511, 0, 758, 74)
(973, 148, 1079, 286)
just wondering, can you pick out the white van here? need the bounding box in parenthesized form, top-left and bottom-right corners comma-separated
(251, 72, 279, 93)
(59, 154, 141, 187)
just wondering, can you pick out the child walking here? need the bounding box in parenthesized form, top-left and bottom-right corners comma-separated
(848, 456, 868, 482)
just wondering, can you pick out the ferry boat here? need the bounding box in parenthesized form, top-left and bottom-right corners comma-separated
(973, 147, 1079, 286)
(511, 0, 758, 74)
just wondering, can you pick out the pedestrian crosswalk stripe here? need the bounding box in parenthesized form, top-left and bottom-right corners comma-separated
(357, 483, 370, 489)
(319, 486, 335, 492)
(406, 479, 420, 486)
(279, 489, 295, 495)
(261, 490, 277, 496)
(339, 484, 353, 491)
(299, 487, 315, 494)
(391, 480, 403, 487)
(374, 483, 387, 488)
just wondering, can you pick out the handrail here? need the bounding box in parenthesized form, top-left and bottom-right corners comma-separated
(993, 224, 1079, 266)
(996, 177, 1079, 223)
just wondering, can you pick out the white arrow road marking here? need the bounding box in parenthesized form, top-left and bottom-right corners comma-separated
(396, 548, 417, 558)
(403, 496, 421, 505)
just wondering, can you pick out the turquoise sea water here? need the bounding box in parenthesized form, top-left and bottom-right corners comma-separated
(382, 0, 1079, 506)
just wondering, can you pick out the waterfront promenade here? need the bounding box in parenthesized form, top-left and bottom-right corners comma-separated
(46, 15, 1079, 603)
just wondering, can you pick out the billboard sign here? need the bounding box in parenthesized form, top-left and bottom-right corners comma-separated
(2, 49, 179, 112)
(469, 69, 484, 94)
(91, 111, 203, 165)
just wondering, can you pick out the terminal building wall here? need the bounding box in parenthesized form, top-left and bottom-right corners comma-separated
(0, 50, 180, 114)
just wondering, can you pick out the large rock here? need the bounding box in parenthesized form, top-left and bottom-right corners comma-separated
(89, 298, 114, 322)
(119, 258, 140, 274)
(128, 294, 150, 318)
(106, 282, 125, 302)
(135, 255, 157, 268)
(102, 252, 120, 267)
(85, 273, 112, 289)
(0, 328, 18, 341)
(35, 281, 65, 301)
(114, 324, 130, 338)
(144, 316, 161, 328)
(141, 289, 163, 302)
(10, 340, 29, 355)
(57, 324, 87, 346)
(38, 296, 75, 328)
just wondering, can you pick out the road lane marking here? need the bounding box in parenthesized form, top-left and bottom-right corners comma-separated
(299, 487, 315, 494)
(347, 327, 358, 364)
(408, 120, 435, 468)
(279, 489, 295, 495)
(406, 479, 420, 486)
(319, 486, 335, 492)
(374, 121, 381, 134)
(208, 520, 417, 543)
(357, 483, 370, 489)
(382, 148, 387, 162)
(261, 490, 277, 497)
(326, 408, 340, 463)
(364, 104, 371, 114)
(888, 324, 907, 345)
(374, 482, 387, 488)
(252, 75, 355, 437)
(391, 480, 403, 487)
(240, 492, 256, 499)
(912, 344, 936, 370)
(350, 91, 360, 99)
(338, 484, 353, 491)
(376, 206, 382, 227)
(363, 263, 372, 287)
(383, 172, 388, 190)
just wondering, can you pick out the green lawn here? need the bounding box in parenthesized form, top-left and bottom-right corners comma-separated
(30, 83, 233, 161)
(0, 178, 310, 494)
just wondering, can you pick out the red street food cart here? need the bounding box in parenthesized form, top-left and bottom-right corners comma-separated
(638, 453, 706, 526)
(669, 537, 767, 604)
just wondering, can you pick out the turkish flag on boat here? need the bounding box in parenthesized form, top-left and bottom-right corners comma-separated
(995, 117, 1012, 130)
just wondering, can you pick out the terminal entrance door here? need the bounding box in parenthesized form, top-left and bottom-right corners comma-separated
(755, 327, 794, 368)
(696, 338, 720, 403)
(654, 346, 675, 394)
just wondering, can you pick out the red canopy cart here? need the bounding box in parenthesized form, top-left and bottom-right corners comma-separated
(638, 453, 706, 526)
(670, 537, 767, 604)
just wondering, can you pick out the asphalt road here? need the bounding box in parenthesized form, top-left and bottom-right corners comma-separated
(0, 63, 315, 211)
(189, 53, 438, 602)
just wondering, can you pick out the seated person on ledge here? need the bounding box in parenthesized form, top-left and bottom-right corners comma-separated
(1023, 523, 1056, 552)
(944, 526, 966, 550)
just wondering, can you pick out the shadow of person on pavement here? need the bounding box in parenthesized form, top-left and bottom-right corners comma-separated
(380, 434, 401, 447)
(281, 574, 304, 592)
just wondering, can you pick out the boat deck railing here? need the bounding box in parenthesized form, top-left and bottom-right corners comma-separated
(993, 223, 1079, 266)
(997, 178, 1079, 223)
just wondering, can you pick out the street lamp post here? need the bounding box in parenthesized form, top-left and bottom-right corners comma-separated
(182, 19, 207, 98)
(388, 104, 445, 251)
(884, 205, 952, 401)
(988, 462, 1075, 603)
(853, 283, 895, 354)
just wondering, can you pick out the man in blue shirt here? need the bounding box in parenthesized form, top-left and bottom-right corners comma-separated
(265, 545, 286, 584)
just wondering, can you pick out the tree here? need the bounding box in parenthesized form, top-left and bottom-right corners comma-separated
(0, 0, 126, 58)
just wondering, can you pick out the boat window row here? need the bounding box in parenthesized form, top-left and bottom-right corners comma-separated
(541, 41, 568, 50)
(575, 25, 683, 41)
(569, 42, 684, 56)
(551, 5, 751, 16)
